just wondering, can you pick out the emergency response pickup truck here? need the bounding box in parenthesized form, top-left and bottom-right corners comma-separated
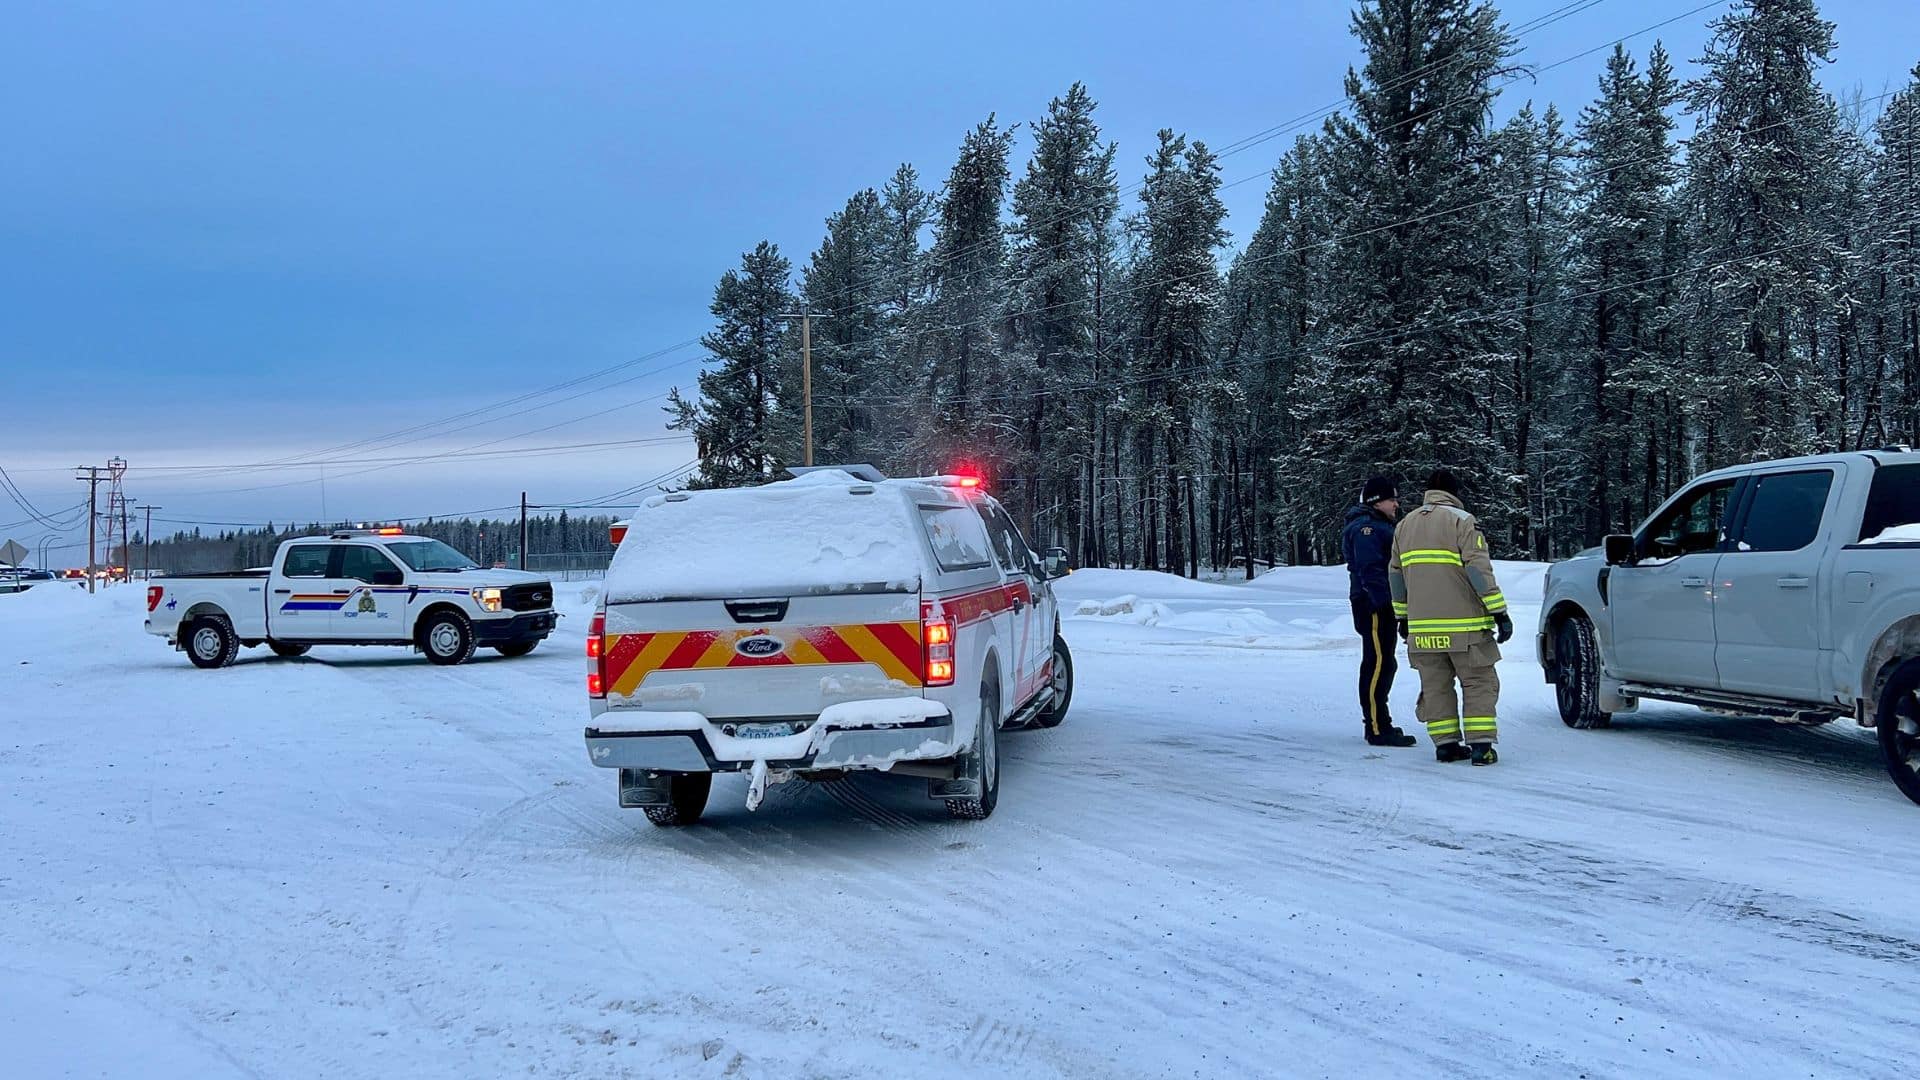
(583, 467, 1073, 826)
(144, 529, 556, 668)
(1539, 450, 1920, 805)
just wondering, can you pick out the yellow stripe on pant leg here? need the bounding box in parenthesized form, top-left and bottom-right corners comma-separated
(1367, 610, 1384, 735)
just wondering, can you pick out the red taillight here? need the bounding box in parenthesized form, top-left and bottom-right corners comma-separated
(922, 603, 955, 687)
(588, 611, 607, 698)
(146, 586, 164, 612)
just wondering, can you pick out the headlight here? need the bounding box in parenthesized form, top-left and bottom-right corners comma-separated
(472, 587, 503, 613)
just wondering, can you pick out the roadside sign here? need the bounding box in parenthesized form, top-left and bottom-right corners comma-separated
(0, 540, 27, 567)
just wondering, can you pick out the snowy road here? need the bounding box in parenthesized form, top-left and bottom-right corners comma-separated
(5, 567, 1918, 1078)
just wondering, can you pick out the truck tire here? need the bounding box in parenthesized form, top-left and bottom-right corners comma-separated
(643, 773, 711, 827)
(268, 641, 310, 659)
(947, 683, 1001, 820)
(1032, 633, 1073, 729)
(493, 641, 537, 658)
(185, 615, 240, 669)
(1554, 615, 1611, 730)
(1876, 658, 1920, 807)
(418, 610, 476, 666)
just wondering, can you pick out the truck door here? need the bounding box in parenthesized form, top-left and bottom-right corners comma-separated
(1711, 466, 1839, 700)
(333, 545, 409, 640)
(1607, 477, 1738, 688)
(976, 501, 1045, 711)
(271, 543, 341, 636)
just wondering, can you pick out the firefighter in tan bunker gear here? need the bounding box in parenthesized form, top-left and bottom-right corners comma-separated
(1388, 469, 1514, 766)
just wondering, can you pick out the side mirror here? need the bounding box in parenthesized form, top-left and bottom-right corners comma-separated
(1043, 546, 1071, 579)
(1603, 534, 1636, 567)
(372, 568, 405, 586)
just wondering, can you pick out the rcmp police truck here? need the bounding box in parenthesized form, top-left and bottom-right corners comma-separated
(143, 529, 556, 667)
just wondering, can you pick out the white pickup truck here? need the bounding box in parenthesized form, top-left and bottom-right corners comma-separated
(144, 529, 557, 668)
(583, 467, 1074, 826)
(1539, 450, 1920, 805)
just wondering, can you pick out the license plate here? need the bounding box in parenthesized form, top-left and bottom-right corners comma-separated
(734, 723, 793, 740)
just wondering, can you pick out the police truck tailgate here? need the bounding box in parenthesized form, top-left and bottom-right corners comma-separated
(600, 591, 926, 720)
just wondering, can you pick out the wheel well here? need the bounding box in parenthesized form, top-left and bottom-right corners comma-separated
(413, 602, 468, 639)
(1863, 616, 1920, 721)
(1539, 601, 1592, 668)
(179, 603, 228, 634)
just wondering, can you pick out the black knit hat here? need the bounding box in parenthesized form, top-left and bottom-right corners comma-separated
(1425, 468, 1461, 497)
(1360, 475, 1397, 504)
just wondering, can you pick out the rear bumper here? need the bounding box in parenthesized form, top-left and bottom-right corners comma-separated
(473, 610, 556, 645)
(584, 700, 956, 774)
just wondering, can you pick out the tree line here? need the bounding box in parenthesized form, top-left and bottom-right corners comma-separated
(668, 0, 1920, 572)
(128, 512, 617, 574)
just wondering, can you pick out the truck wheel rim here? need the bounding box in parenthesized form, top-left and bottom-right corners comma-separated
(193, 627, 222, 659)
(1896, 690, 1920, 773)
(430, 624, 461, 655)
(982, 701, 998, 790)
(1052, 648, 1068, 699)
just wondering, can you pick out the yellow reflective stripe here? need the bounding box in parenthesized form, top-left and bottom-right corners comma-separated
(1408, 618, 1495, 631)
(1426, 718, 1461, 736)
(1462, 716, 1498, 729)
(1482, 592, 1508, 613)
(1391, 602, 1409, 616)
(1400, 549, 1463, 565)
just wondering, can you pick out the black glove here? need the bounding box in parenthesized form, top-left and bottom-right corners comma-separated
(1494, 612, 1514, 644)
(1396, 618, 1408, 642)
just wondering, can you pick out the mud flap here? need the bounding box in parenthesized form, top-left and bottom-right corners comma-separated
(618, 769, 672, 808)
(927, 776, 982, 800)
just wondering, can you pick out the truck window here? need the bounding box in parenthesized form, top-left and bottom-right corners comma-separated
(1734, 470, 1834, 553)
(338, 545, 400, 583)
(1859, 463, 1920, 542)
(917, 505, 994, 572)
(1639, 480, 1736, 560)
(975, 503, 1038, 578)
(282, 545, 332, 578)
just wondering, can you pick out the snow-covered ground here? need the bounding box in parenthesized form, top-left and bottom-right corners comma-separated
(5, 566, 1918, 1078)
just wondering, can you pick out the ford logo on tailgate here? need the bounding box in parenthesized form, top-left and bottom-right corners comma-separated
(735, 635, 785, 659)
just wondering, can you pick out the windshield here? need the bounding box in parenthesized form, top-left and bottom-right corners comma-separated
(384, 539, 480, 571)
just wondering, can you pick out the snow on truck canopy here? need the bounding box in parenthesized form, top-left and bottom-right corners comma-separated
(603, 470, 933, 602)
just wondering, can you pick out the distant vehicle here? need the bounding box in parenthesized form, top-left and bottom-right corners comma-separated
(0, 568, 58, 594)
(143, 529, 556, 668)
(583, 467, 1074, 826)
(1540, 449, 1920, 805)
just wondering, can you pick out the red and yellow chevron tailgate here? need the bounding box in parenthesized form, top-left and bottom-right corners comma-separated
(602, 622, 924, 696)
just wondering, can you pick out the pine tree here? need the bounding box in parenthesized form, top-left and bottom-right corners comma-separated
(1291, 0, 1517, 553)
(667, 241, 799, 487)
(798, 189, 890, 465)
(1123, 129, 1229, 575)
(1008, 83, 1120, 555)
(1868, 66, 1920, 446)
(921, 118, 1018, 470)
(1682, 0, 1848, 461)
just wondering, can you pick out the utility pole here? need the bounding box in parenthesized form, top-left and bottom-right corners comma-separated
(136, 504, 161, 581)
(519, 492, 529, 572)
(75, 465, 102, 594)
(777, 312, 825, 467)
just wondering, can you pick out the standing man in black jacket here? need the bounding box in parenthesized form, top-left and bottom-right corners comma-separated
(1343, 476, 1417, 747)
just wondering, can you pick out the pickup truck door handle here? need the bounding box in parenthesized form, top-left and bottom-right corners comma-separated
(1681, 576, 1708, 588)
(1777, 577, 1812, 589)
(273, 589, 292, 595)
(332, 589, 351, 595)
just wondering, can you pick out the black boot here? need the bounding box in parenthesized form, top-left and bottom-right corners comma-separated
(1435, 742, 1471, 763)
(1365, 723, 1418, 748)
(1470, 743, 1498, 766)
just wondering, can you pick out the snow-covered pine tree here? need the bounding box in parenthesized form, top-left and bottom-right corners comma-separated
(666, 241, 799, 487)
(1867, 66, 1920, 446)
(797, 189, 890, 465)
(1566, 44, 1687, 551)
(1009, 83, 1120, 558)
(872, 163, 937, 471)
(921, 118, 1017, 472)
(1485, 102, 1575, 557)
(1216, 135, 1334, 572)
(1122, 130, 1228, 576)
(1681, 0, 1849, 462)
(1289, 0, 1517, 554)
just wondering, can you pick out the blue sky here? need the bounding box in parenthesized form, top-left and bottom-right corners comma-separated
(2, 0, 1915, 558)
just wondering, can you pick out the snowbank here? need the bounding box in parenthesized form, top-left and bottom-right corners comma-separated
(604, 474, 924, 603)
